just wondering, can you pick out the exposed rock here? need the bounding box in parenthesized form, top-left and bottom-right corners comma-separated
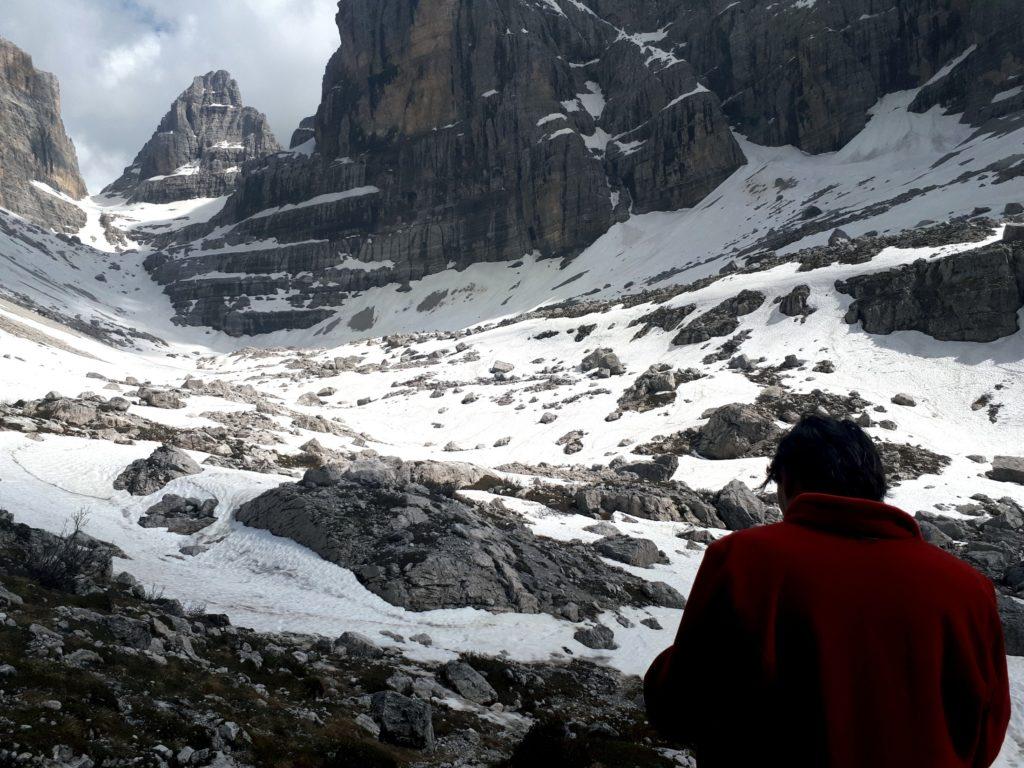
(593, 536, 667, 568)
(778, 284, 815, 317)
(113, 445, 203, 496)
(611, 455, 678, 483)
(138, 494, 218, 534)
(104, 70, 280, 204)
(0, 37, 87, 232)
(673, 291, 765, 345)
(138, 388, 185, 410)
(713, 480, 774, 531)
(891, 393, 917, 407)
(581, 348, 625, 376)
(439, 661, 497, 705)
(576, 481, 723, 527)
(335, 631, 384, 659)
(694, 403, 783, 460)
(988, 457, 1024, 486)
(573, 624, 617, 651)
(235, 461, 684, 618)
(837, 243, 1024, 342)
(370, 691, 434, 750)
(618, 364, 698, 413)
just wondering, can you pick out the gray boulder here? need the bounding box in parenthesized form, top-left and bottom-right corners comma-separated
(593, 536, 667, 568)
(713, 480, 771, 531)
(439, 661, 497, 704)
(335, 631, 384, 659)
(778, 284, 814, 317)
(573, 624, 617, 650)
(138, 494, 217, 534)
(988, 457, 1024, 486)
(581, 348, 626, 376)
(618, 364, 692, 413)
(113, 445, 202, 496)
(695, 404, 783, 460)
(612, 455, 678, 483)
(370, 691, 434, 750)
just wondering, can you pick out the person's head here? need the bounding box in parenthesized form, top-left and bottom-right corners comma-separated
(765, 415, 887, 511)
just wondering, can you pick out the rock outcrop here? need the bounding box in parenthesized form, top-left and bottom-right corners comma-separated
(0, 37, 86, 232)
(104, 70, 280, 204)
(235, 461, 684, 618)
(837, 243, 1024, 342)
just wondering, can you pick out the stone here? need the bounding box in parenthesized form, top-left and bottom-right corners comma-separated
(370, 691, 434, 750)
(593, 536, 667, 568)
(103, 70, 280, 204)
(490, 361, 515, 375)
(581, 348, 625, 376)
(891, 393, 917, 407)
(713, 480, 772, 531)
(439, 661, 497, 704)
(618, 364, 696, 413)
(335, 631, 385, 659)
(539, 412, 558, 425)
(778, 286, 819, 319)
(694, 403, 783, 460)
(612, 455, 678, 483)
(988, 457, 1024, 486)
(138, 389, 184, 409)
(577, 481, 722, 527)
(573, 624, 617, 650)
(138, 494, 218, 534)
(113, 445, 203, 496)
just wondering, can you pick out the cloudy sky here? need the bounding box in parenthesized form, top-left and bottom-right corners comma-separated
(2, 0, 340, 193)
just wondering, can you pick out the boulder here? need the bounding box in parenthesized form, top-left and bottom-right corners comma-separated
(694, 404, 783, 460)
(335, 631, 385, 659)
(113, 445, 202, 496)
(593, 536, 667, 568)
(138, 494, 218, 534)
(713, 480, 771, 531)
(370, 691, 434, 750)
(618, 364, 694, 413)
(988, 457, 1024, 486)
(612, 455, 678, 483)
(573, 624, 617, 650)
(581, 349, 625, 376)
(439, 661, 497, 704)
(138, 389, 185, 410)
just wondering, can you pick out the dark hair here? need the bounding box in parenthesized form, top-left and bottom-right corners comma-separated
(765, 415, 887, 501)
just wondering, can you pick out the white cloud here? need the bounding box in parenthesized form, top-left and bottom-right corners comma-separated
(99, 35, 163, 89)
(0, 0, 339, 193)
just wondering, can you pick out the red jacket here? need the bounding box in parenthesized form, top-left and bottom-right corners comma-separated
(645, 492, 1010, 767)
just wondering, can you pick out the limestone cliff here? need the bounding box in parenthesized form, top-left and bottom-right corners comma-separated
(0, 37, 87, 232)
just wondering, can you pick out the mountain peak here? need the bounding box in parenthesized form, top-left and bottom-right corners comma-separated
(102, 70, 281, 204)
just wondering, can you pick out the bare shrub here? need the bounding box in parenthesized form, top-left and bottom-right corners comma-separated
(26, 511, 95, 591)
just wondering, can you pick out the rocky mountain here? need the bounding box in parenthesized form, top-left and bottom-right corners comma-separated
(0, 37, 87, 232)
(103, 70, 281, 204)
(134, 0, 1024, 338)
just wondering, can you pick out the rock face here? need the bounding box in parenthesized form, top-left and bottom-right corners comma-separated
(234, 461, 684, 618)
(0, 37, 86, 232)
(142, 1, 745, 335)
(670, 0, 1024, 152)
(104, 71, 280, 204)
(837, 243, 1024, 342)
(673, 291, 765, 345)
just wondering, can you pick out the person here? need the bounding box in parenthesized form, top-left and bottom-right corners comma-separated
(645, 415, 1010, 767)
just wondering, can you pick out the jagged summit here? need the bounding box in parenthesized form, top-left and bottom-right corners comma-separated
(103, 69, 281, 204)
(0, 36, 87, 232)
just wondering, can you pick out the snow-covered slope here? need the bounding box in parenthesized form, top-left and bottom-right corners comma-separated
(1, 83, 1023, 764)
